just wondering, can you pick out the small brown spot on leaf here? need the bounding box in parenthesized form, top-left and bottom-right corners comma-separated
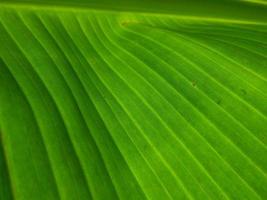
(121, 20, 139, 27)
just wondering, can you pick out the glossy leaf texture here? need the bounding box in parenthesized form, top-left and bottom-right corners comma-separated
(0, 4, 267, 200)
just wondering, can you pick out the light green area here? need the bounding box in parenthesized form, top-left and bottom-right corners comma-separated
(242, 0, 267, 5)
(0, 1, 267, 200)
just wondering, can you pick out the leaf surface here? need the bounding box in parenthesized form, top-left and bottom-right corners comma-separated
(0, 1, 267, 199)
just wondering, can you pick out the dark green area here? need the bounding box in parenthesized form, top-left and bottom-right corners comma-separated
(0, 59, 13, 200)
(0, 132, 13, 200)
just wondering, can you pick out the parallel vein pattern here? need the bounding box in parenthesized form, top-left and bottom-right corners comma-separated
(0, 7, 266, 200)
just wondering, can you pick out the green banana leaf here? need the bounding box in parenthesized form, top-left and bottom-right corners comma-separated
(0, 0, 267, 199)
